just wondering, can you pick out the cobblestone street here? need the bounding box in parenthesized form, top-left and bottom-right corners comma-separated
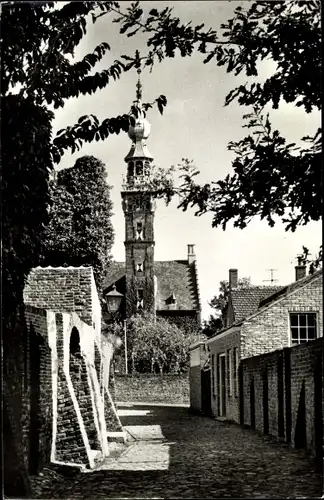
(31, 403, 323, 499)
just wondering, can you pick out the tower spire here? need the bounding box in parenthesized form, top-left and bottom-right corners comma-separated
(123, 66, 153, 168)
(136, 68, 142, 102)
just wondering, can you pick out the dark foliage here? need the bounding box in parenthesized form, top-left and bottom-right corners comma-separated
(2, 96, 53, 330)
(42, 156, 114, 291)
(1, 1, 167, 330)
(115, 1, 321, 234)
(203, 277, 251, 337)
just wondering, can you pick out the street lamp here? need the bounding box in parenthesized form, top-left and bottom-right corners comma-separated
(104, 285, 128, 375)
(105, 285, 124, 315)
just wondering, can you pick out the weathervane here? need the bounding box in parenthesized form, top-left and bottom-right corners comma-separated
(263, 268, 278, 284)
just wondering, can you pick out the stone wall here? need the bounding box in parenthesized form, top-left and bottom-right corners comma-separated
(240, 337, 323, 461)
(115, 373, 190, 405)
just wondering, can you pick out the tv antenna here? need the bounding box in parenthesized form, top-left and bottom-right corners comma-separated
(263, 268, 278, 284)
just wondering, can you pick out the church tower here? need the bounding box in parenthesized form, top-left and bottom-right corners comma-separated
(121, 73, 156, 317)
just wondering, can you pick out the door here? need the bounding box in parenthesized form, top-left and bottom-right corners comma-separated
(277, 354, 285, 439)
(218, 354, 226, 417)
(201, 369, 212, 416)
(250, 377, 255, 430)
(262, 370, 269, 435)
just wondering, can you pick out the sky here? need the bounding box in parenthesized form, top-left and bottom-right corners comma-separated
(53, 1, 321, 321)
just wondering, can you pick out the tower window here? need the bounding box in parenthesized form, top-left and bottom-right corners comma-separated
(136, 263, 143, 273)
(135, 198, 143, 211)
(136, 161, 143, 176)
(128, 162, 134, 178)
(165, 293, 176, 305)
(137, 289, 144, 310)
(136, 222, 143, 240)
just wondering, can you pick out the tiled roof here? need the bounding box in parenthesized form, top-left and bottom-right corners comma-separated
(103, 260, 200, 311)
(258, 269, 323, 309)
(103, 262, 126, 289)
(231, 285, 284, 323)
(155, 260, 200, 311)
(208, 269, 323, 341)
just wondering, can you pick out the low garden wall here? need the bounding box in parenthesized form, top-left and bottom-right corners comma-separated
(114, 373, 189, 405)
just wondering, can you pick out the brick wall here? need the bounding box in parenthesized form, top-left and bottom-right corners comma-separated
(241, 349, 283, 436)
(4, 305, 54, 496)
(25, 306, 53, 473)
(240, 337, 323, 459)
(207, 272, 322, 424)
(55, 364, 89, 465)
(290, 338, 323, 457)
(241, 274, 323, 359)
(24, 267, 95, 327)
(3, 312, 32, 496)
(69, 356, 100, 450)
(19, 267, 120, 473)
(115, 373, 189, 405)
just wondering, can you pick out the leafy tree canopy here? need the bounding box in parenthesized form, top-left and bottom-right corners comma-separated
(114, 1, 321, 234)
(298, 245, 323, 274)
(2, 2, 167, 162)
(42, 155, 114, 291)
(1, 1, 167, 329)
(117, 312, 197, 374)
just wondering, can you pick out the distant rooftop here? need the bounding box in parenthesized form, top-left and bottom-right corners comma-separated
(231, 285, 284, 323)
(103, 260, 200, 312)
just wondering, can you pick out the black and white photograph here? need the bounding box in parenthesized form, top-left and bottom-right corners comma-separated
(2, 1, 323, 498)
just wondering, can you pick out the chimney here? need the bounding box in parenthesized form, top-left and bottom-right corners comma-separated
(229, 269, 238, 289)
(187, 244, 196, 265)
(295, 256, 306, 281)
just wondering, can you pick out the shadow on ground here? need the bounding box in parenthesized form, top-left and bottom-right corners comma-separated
(29, 403, 323, 499)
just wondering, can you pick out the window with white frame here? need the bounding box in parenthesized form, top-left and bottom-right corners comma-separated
(228, 349, 233, 397)
(290, 313, 317, 345)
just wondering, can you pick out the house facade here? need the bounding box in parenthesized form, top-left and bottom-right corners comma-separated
(206, 266, 323, 423)
(103, 77, 201, 331)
